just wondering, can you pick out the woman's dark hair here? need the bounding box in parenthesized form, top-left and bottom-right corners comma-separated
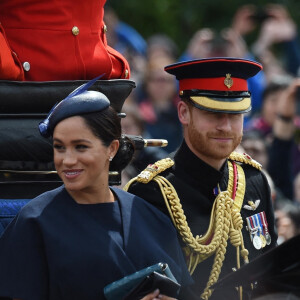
(81, 106, 135, 171)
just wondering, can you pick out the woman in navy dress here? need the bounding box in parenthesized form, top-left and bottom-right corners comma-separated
(0, 80, 193, 300)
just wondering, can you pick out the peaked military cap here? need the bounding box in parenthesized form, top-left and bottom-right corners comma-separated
(213, 234, 300, 298)
(164, 57, 262, 113)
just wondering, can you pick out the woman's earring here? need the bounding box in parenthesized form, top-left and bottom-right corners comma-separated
(109, 157, 113, 162)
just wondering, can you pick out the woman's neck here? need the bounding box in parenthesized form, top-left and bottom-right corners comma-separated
(68, 185, 115, 204)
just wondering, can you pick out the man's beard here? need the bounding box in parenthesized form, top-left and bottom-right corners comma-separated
(188, 121, 242, 160)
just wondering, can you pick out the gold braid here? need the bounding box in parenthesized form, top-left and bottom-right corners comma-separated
(124, 158, 249, 300)
(153, 161, 247, 299)
(201, 192, 232, 300)
(154, 177, 232, 267)
(154, 173, 237, 299)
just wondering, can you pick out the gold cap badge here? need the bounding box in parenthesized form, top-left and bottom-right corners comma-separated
(224, 73, 233, 89)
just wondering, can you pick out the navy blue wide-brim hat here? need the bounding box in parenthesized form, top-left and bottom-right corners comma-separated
(165, 57, 262, 114)
(39, 76, 135, 137)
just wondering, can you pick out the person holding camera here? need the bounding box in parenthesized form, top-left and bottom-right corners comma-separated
(232, 4, 300, 80)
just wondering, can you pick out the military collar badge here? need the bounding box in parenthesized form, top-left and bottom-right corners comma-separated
(243, 200, 260, 211)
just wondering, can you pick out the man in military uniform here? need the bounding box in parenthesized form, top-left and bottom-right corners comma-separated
(125, 58, 277, 300)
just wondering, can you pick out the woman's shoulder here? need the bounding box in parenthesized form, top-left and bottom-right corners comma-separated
(111, 187, 176, 229)
(0, 186, 67, 240)
(19, 185, 66, 218)
(112, 186, 161, 210)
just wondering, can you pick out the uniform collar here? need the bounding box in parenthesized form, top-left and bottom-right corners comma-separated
(173, 140, 226, 191)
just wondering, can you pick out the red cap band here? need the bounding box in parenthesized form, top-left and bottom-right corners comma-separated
(179, 77, 248, 92)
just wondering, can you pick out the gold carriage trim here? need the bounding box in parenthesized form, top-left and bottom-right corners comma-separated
(190, 96, 251, 112)
(229, 151, 262, 170)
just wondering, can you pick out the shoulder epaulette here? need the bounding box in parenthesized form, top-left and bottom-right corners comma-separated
(136, 158, 174, 183)
(229, 151, 262, 170)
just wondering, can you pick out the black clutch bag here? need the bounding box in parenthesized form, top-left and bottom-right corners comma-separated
(103, 262, 181, 300)
(123, 271, 181, 300)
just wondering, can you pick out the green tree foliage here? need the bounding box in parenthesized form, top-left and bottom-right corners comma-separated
(109, 0, 300, 54)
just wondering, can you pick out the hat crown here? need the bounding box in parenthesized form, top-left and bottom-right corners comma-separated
(165, 57, 262, 114)
(39, 77, 110, 137)
(165, 57, 262, 80)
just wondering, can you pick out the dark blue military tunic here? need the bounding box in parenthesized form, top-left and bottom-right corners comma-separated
(128, 141, 278, 300)
(0, 186, 192, 300)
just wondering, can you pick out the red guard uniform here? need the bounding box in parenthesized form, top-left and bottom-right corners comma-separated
(0, 0, 130, 81)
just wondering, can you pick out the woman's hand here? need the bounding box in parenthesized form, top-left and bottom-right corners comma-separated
(141, 289, 177, 300)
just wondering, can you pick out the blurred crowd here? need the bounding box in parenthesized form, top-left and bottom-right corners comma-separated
(104, 3, 300, 244)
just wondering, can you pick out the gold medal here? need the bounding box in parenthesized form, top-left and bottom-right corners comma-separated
(260, 234, 266, 248)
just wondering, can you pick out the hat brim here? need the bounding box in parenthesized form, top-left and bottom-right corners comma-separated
(190, 96, 251, 114)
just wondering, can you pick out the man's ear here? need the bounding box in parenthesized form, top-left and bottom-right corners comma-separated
(178, 101, 191, 125)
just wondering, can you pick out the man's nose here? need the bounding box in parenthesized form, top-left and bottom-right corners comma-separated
(216, 114, 231, 131)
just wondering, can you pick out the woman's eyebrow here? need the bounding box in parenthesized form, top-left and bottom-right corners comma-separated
(53, 138, 92, 144)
